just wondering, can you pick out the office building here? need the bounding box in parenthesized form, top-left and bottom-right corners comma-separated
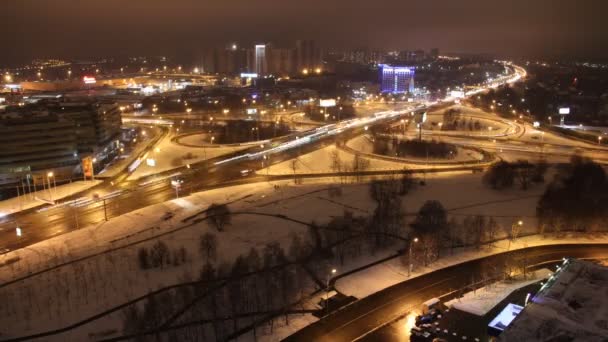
(0, 100, 122, 193)
(379, 64, 415, 94)
(0, 111, 79, 192)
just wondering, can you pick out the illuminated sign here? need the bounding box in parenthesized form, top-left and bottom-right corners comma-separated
(246, 108, 258, 115)
(240, 73, 258, 78)
(83, 76, 97, 84)
(533, 121, 540, 128)
(319, 99, 336, 107)
(558, 107, 570, 115)
(82, 157, 94, 178)
(450, 90, 465, 98)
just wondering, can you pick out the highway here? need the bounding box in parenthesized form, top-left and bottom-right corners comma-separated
(284, 244, 608, 342)
(0, 63, 528, 255)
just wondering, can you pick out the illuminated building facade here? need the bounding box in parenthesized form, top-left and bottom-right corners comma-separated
(254, 44, 267, 75)
(379, 64, 415, 94)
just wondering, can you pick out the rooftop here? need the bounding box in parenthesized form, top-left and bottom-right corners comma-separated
(500, 259, 608, 342)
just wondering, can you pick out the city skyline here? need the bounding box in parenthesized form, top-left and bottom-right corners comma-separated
(1, 2, 608, 341)
(2, 0, 607, 66)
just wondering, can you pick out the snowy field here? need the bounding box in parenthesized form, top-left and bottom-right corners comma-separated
(445, 268, 551, 316)
(127, 132, 249, 180)
(0, 172, 606, 341)
(346, 135, 485, 163)
(258, 144, 484, 176)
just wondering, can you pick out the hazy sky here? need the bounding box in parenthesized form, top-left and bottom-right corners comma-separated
(1, 0, 606, 65)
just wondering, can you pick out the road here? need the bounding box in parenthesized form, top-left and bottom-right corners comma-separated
(284, 244, 608, 342)
(0, 63, 529, 254)
(0, 105, 421, 253)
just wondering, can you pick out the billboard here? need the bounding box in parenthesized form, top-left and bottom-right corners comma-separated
(240, 73, 258, 78)
(450, 90, 465, 98)
(319, 99, 337, 107)
(246, 108, 258, 115)
(558, 107, 570, 115)
(82, 157, 94, 178)
(83, 76, 97, 84)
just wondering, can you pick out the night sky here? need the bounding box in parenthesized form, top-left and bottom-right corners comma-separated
(1, 0, 606, 65)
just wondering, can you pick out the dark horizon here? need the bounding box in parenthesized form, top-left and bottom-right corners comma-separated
(1, 0, 607, 66)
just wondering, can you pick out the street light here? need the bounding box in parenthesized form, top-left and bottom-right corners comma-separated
(408, 237, 419, 277)
(326, 268, 337, 316)
(598, 136, 602, 145)
(47, 172, 56, 202)
(508, 220, 523, 250)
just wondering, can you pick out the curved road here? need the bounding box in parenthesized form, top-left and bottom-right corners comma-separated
(284, 244, 608, 342)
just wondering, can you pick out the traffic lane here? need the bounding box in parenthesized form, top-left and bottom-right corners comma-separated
(285, 244, 608, 342)
(361, 247, 604, 342)
(0, 117, 404, 253)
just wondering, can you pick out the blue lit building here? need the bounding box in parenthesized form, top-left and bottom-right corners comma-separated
(379, 64, 415, 94)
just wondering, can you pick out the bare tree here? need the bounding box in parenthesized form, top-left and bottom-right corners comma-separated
(207, 203, 231, 232)
(352, 153, 370, 183)
(330, 149, 342, 173)
(514, 160, 534, 190)
(290, 158, 300, 184)
(199, 233, 218, 263)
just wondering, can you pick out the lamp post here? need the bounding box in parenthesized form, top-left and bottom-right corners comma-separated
(598, 136, 602, 146)
(508, 220, 523, 251)
(326, 268, 337, 316)
(408, 237, 419, 277)
(47, 172, 55, 202)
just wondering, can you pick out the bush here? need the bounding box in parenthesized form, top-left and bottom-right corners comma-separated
(483, 161, 515, 189)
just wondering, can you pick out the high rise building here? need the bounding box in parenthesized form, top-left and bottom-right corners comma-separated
(379, 64, 415, 94)
(295, 40, 321, 72)
(268, 48, 295, 75)
(202, 46, 248, 74)
(254, 44, 268, 75)
(0, 100, 122, 195)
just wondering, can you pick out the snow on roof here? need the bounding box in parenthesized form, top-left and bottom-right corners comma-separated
(499, 259, 608, 341)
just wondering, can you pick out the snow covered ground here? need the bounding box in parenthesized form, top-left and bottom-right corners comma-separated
(0, 172, 606, 341)
(258, 144, 485, 177)
(257, 144, 408, 176)
(0, 180, 102, 217)
(346, 135, 485, 163)
(445, 268, 551, 316)
(334, 234, 607, 300)
(127, 132, 249, 180)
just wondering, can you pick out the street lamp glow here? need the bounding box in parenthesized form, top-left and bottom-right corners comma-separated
(331, 268, 337, 274)
(413, 237, 419, 243)
(47, 172, 54, 178)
